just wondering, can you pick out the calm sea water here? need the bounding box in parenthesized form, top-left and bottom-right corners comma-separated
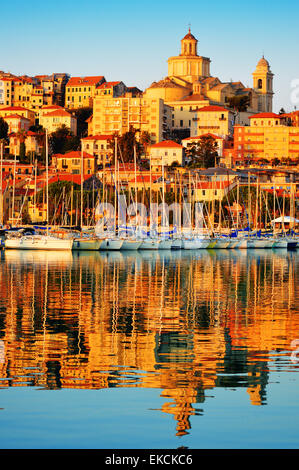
(0, 248, 298, 449)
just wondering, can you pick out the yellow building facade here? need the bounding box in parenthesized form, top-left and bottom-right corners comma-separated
(51, 150, 95, 175)
(92, 93, 172, 144)
(0, 106, 35, 125)
(234, 113, 299, 162)
(150, 140, 184, 167)
(65, 76, 105, 109)
(81, 135, 113, 166)
(191, 105, 235, 138)
(40, 108, 77, 135)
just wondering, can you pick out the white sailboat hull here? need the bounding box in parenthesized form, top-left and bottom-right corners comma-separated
(158, 239, 172, 250)
(139, 239, 160, 250)
(183, 238, 207, 249)
(5, 235, 73, 250)
(99, 239, 124, 250)
(235, 238, 248, 249)
(247, 238, 274, 249)
(227, 239, 240, 249)
(171, 238, 182, 250)
(72, 238, 101, 250)
(120, 239, 142, 250)
(213, 238, 231, 249)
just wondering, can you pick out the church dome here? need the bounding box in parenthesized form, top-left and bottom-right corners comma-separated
(256, 56, 270, 69)
(182, 28, 197, 41)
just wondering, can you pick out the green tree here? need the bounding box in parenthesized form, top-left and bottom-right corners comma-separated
(108, 126, 143, 164)
(187, 135, 219, 169)
(19, 142, 26, 162)
(227, 95, 251, 112)
(139, 131, 151, 157)
(73, 107, 93, 137)
(0, 117, 8, 140)
(29, 124, 45, 133)
(49, 125, 80, 154)
(15, 130, 27, 163)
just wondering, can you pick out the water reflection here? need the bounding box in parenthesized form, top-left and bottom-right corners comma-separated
(0, 248, 299, 436)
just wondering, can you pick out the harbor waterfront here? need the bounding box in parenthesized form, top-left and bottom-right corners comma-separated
(2, 0, 299, 451)
(0, 248, 299, 448)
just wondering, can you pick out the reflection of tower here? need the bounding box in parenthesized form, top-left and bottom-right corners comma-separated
(252, 57, 274, 112)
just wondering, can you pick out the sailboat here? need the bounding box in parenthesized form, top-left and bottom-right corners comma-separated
(246, 178, 275, 249)
(72, 148, 101, 251)
(118, 147, 142, 250)
(5, 131, 73, 251)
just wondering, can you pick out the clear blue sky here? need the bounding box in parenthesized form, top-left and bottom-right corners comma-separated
(2, 0, 299, 112)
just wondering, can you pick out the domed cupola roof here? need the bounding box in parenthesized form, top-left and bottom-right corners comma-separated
(182, 28, 197, 41)
(256, 56, 270, 70)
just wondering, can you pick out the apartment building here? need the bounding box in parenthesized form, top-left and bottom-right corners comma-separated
(81, 135, 113, 166)
(65, 76, 105, 109)
(234, 113, 299, 163)
(92, 93, 172, 144)
(40, 108, 77, 134)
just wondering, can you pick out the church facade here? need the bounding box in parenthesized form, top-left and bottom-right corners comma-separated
(144, 29, 274, 138)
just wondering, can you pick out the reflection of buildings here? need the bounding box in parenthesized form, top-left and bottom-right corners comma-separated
(0, 250, 299, 436)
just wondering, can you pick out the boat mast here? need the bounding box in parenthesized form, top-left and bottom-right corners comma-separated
(81, 146, 83, 232)
(12, 149, 17, 226)
(114, 137, 117, 235)
(0, 141, 3, 226)
(46, 130, 49, 235)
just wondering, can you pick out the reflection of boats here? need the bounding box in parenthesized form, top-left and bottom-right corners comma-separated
(4, 248, 73, 265)
(98, 250, 124, 263)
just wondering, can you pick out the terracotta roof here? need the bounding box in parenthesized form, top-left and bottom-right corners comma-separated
(82, 134, 113, 141)
(182, 28, 197, 41)
(66, 76, 105, 87)
(180, 94, 207, 102)
(97, 81, 121, 89)
(0, 106, 31, 112)
(196, 181, 231, 189)
(4, 114, 30, 120)
(183, 133, 223, 141)
(26, 131, 44, 136)
(151, 140, 183, 149)
(42, 109, 72, 118)
(41, 105, 63, 110)
(197, 105, 230, 113)
(53, 151, 94, 159)
(129, 175, 162, 183)
(249, 113, 281, 119)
